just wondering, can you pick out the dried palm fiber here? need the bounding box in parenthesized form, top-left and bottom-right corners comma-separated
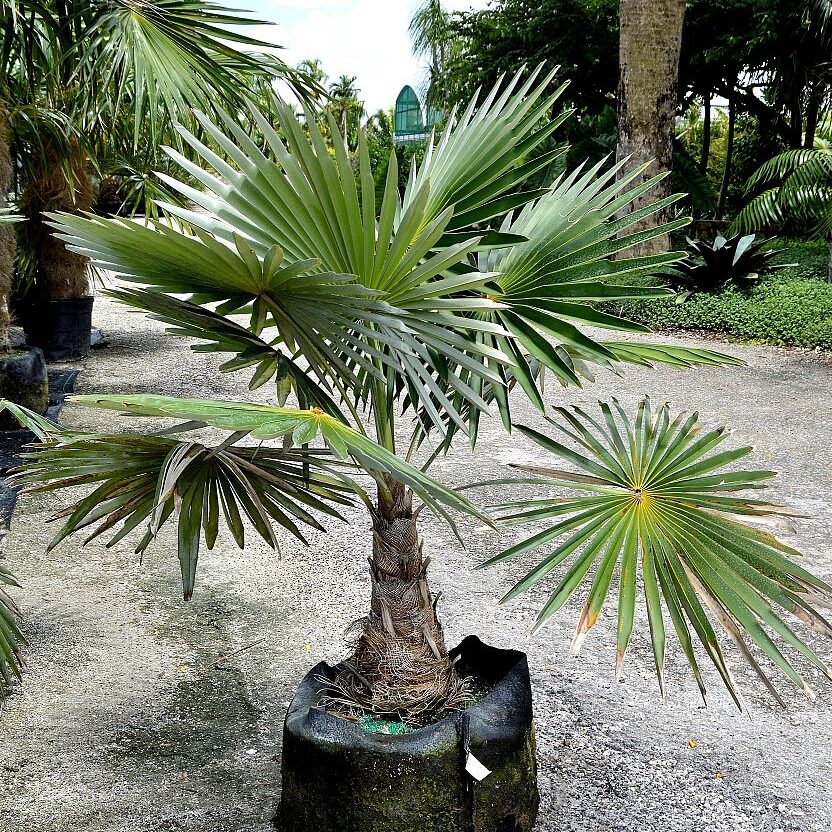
(20, 140, 93, 301)
(326, 476, 470, 724)
(0, 110, 14, 340)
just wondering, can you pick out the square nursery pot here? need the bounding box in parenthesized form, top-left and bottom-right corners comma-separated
(24, 296, 94, 363)
(277, 635, 538, 832)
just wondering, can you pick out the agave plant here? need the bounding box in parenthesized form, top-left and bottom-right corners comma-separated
(486, 397, 832, 706)
(10, 67, 744, 718)
(663, 233, 790, 300)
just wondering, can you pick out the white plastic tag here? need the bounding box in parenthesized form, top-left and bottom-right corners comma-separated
(465, 751, 492, 781)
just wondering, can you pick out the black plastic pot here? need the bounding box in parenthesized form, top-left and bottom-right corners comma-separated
(24, 296, 94, 363)
(0, 346, 49, 430)
(277, 635, 538, 832)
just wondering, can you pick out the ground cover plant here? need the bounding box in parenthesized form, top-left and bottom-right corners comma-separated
(610, 240, 832, 348)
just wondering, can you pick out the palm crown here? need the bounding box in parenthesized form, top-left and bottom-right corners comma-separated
(49, 66, 726, 450)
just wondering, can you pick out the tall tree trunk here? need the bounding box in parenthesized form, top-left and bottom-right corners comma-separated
(789, 90, 803, 149)
(0, 110, 14, 344)
(804, 82, 821, 148)
(616, 0, 686, 256)
(700, 91, 711, 174)
(21, 142, 93, 303)
(716, 95, 736, 221)
(329, 476, 467, 722)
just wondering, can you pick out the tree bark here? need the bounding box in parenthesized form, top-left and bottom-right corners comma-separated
(616, 0, 686, 256)
(700, 92, 711, 174)
(0, 110, 14, 344)
(716, 95, 736, 221)
(329, 476, 467, 723)
(20, 143, 93, 303)
(804, 83, 821, 149)
(789, 91, 803, 149)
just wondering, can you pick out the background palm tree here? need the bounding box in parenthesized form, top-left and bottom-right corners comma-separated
(297, 57, 329, 89)
(0, 1, 314, 323)
(328, 74, 363, 153)
(765, 0, 832, 149)
(409, 0, 455, 114)
(731, 118, 832, 280)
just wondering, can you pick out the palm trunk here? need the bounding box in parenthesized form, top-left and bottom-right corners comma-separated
(804, 83, 821, 149)
(21, 142, 93, 303)
(827, 237, 832, 284)
(716, 95, 736, 221)
(789, 91, 803, 149)
(330, 475, 467, 722)
(616, 0, 686, 256)
(0, 110, 14, 344)
(700, 92, 711, 174)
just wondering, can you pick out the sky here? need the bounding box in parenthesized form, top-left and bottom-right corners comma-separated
(225, 1, 491, 113)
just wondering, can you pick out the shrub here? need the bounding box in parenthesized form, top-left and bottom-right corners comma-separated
(614, 278, 832, 349)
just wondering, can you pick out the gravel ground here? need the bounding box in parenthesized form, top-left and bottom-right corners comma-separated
(1, 293, 831, 832)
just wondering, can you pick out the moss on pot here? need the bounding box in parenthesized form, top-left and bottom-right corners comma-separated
(277, 636, 539, 832)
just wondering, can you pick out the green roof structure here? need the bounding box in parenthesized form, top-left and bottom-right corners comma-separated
(394, 85, 429, 146)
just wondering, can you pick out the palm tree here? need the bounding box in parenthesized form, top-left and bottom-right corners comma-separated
(328, 74, 363, 153)
(766, 0, 832, 148)
(409, 0, 456, 113)
(0, 1, 312, 324)
(297, 57, 329, 89)
(731, 118, 832, 281)
(617, 0, 687, 254)
(9, 67, 827, 720)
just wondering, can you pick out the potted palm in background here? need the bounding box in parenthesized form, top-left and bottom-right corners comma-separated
(0, 0, 318, 362)
(0, 79, 46, 421)
(0, 1, 320, 696)
(3, 68, 831, 830)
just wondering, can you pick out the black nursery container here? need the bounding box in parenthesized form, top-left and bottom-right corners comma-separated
(277, 635, 539, 832)
(25, 296, 94, 362)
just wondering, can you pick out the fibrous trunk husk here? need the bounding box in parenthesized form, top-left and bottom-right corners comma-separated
(326, 476, 468, 724)
(20, 142, 93, 302)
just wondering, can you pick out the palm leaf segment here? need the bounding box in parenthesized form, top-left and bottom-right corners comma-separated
(6, 397, 487, 601)
(487, 397, 832, 707)
(0, 563, 25, 701)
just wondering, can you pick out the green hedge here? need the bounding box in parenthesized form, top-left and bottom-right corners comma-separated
(610, 240, 832, 350)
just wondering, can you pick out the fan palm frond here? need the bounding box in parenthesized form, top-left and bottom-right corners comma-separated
(49, 70, 740, 453)
(0, 563, 25, 701)
(484, 397, 832, 707)
(8, 394, 492, 599)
